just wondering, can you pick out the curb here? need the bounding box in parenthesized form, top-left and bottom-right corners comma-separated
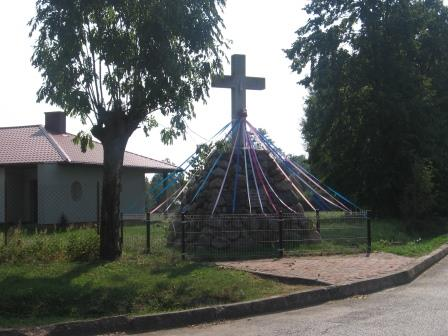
(2, 244, 448, 336)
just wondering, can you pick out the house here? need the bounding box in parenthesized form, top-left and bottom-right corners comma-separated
(0, 112, 176, 225)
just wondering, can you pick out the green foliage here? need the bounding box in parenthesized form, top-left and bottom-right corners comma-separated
(186, 138, 231, 179)
(372, 235, 448, 257)
(188, 143, 215, 179)
(30, 0, 228, 258)
(371, 218, 448, 256)
(66, 230, 100, 261)
(288, 154, 311, 172)
(286, 0, 448, 221)
(30, 0, 227, 144)
(1, 216, 448, 327)
(399, 159, 435, 227)
(0, 229, 99, 263)
(256, 128, 281, 152)
(145, 159, 184, 211)
(214, 138, 232, 152)
(72, 131, 94, 153)
(0, 258, 308, 328)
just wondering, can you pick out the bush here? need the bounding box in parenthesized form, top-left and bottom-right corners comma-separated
(0, 229, 99, 264)
(66, 230, 99, 262)
(0, 231, 62, 263)
(400, 159, 436, 230)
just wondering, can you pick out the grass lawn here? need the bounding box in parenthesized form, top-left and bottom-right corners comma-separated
(1, 214, 447, 328)
(288, 216, 448, 257)
(371, 218, 448, 257)
(0, 248, 312, 328)
(0, 221, 313, 328)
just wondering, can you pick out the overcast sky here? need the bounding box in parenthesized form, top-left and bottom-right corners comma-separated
(0, 1, 309, 166)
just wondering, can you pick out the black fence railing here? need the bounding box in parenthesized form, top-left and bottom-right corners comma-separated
(120, 213, 174, 256)
(164, 211, 370, 260)
(1, 211, 371, 261)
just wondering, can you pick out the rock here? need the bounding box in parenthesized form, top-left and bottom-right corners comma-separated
(208, 220, 224, 229)
(213, 167, 226, 177)
(198, 233, 212, 247)
(229, 219, 244, 230)
(217, 160, 229, 170)
(248, 218, 260, 231)
(168, 149, 322, 253)
(226, 229, 241, 241)
(305, 230, 321, 244)
(277, 181, 292, 192)
(295, 202, 305, 214)
(208, 178, 222, 189)
(211, 236, 230, 249)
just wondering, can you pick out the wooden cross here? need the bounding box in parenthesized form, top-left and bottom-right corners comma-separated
(212, 54, 265, 145)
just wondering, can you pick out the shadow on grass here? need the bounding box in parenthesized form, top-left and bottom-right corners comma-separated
(0, 261, 140, 323)
(148, 258, 211, 278)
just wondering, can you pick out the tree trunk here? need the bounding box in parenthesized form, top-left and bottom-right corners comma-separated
(99, 134, 129, 260)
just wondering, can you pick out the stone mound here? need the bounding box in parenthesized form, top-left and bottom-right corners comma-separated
(168, 149, 321, 251)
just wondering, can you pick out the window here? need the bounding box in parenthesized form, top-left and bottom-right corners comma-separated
(71, 181, 82, 201)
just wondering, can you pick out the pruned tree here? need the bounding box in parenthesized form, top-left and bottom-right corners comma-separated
(30, 0, 227, 260)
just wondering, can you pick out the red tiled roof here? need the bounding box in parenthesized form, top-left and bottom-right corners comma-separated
(0, 125, 176, 172)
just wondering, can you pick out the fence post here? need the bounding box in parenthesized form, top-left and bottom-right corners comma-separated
(278, 211, 284, 258)
(146, 212, 151, 254)
(120, 213, 124, 249)
(316, 209, 320, 233)
(367, 211, 372, 254)
(181, 212, 186, 260)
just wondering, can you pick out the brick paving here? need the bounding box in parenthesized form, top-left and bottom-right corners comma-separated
(218, 253, 416, 285)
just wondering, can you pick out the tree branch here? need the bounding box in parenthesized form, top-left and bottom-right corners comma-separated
(87, 22, 102, 111)
(99, 59, 104, 105)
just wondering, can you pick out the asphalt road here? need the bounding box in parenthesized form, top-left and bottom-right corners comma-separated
(141, 256, 448, 336)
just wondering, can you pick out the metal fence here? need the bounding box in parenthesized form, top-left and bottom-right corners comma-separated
(167, 211, 370, 260)
(120, 211, 370, 260)
(120, 213, 174, 256)
(2, 211, 371, 261)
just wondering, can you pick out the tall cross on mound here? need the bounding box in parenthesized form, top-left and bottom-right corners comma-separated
(212, 54, 265, 146)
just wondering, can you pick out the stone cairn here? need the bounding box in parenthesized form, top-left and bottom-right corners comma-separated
(168, 149, 321, 251)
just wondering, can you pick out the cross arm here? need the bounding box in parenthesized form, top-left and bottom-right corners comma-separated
(212, 75, 266, 90)
(211, 75, 234, 88)
(245, 77, 265, 90)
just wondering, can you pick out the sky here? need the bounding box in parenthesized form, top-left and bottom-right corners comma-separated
(0, 1, 309, 166)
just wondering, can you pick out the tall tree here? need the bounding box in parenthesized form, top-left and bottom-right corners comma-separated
(30, 0, 227, 259)
(286, 0, 448, 221)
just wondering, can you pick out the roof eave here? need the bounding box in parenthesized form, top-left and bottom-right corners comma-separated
(55, 161, 178, 172)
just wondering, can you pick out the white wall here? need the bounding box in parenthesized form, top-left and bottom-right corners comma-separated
(120, 168, 145, 215)
(37, 163, 145, 225)
(0, 168, 4, 223)
(38, 164, 99, 225)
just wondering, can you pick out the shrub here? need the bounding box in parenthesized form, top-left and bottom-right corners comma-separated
(65, 230, 99, 262)
(400, 159, 436, 230)
(0, 229, 99, 264)
(0, 230, 63, 263)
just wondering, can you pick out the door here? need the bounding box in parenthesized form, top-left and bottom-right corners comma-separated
(30, 180, 38, 224)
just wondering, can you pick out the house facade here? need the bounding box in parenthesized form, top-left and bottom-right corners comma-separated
(0, 112, 176, 225)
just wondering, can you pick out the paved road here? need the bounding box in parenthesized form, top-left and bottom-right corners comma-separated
(141, 256, 448, 336)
